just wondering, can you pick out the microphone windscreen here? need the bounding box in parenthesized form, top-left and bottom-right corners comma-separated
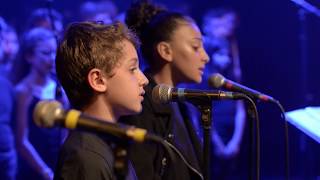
(33, 100, 62, 128)
(208, 73, 225, 88)
(152, 84, 172, 104)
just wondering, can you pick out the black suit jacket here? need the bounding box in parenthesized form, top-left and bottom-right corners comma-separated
(120, 73, 203, 180)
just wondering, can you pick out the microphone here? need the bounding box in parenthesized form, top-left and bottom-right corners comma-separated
(209, 73, 278, 103)
(152, 84, 245, 104)
(33, 100, 158, 143)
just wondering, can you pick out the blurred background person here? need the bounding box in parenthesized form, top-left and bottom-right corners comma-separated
(13, 27, 63, 180)
(25, 7, 68, 106)
(0, 17, 6, 62)
(26, 8, 64, 38)
(0, 16, 17, 180)
(0, 23, 20, 77)
(202, 7, 241, 82)
(78, 0, 118, 24)
(196, 7, 246, 179)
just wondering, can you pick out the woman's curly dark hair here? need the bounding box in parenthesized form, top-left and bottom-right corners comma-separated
(125, 0, 194, 70)
(125, 0, 166, 37)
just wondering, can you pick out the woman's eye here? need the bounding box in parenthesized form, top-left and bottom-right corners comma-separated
(193, 46, 200, 51)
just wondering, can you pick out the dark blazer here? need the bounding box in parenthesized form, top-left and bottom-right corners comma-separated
(120, 73, 203, 180)
(54, 131, 137, 180)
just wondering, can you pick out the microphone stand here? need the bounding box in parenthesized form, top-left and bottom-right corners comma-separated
(290, 0, 320, 105)
(196, 102, 213, 180)
(289, 1, 320, 178)
(189, 97, 222, 180)
(113, 143, 129, 180)
(290, 0, 320, 17)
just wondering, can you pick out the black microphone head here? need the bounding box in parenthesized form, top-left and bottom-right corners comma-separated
(33, 100, 63, 128)
(209, 73, 225, 88)
(152, 84, 173, 104)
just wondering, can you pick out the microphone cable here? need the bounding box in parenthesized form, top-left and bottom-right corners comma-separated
(211, 72, 289, 179)
(145, 134, 177, 174)
(242, 94, 260, 180)
(273, 100, 290, 180)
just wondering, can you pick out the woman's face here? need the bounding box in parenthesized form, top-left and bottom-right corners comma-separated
(29, 37, 57, 77)
(168, 22, 209, 84)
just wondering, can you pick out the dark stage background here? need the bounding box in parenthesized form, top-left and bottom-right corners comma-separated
(1, 0, 319, 179)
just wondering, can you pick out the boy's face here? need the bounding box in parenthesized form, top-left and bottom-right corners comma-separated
(105, 40, 148, 118)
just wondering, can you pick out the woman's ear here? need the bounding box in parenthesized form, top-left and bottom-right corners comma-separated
(156, 41, 173, 62)
(87, 68, 107, 92)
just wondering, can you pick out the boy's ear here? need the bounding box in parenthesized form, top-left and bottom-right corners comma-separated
(156, 41, 173, 62)
(87, 68, 107, 92)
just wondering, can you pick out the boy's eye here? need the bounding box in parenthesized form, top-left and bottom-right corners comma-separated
(130, 67, 138, 72)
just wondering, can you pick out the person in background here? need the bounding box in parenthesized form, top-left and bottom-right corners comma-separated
(0, 16, 17, 180)
(200, 7, 246, 179)
(0, 24, 20, 76)
(54, 21, 148, 180)
(120, 1, 209, 180)
(78, 0, 118, 24)
(14, 27, 63, 180)
(0, 17, 7, 63)
(24, 7, 68, 108)
(26, 8, 64, 38)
